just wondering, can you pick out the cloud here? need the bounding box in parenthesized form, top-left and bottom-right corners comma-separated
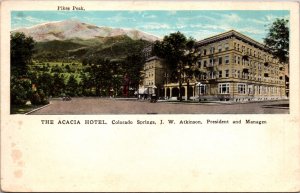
(238, 27, 265, 35)
(142, 14, 157, 19)
(140, 23, 171, 30)
(177, 15, 217, 23)
(24, 16, 47, 23)
(222, 13, 241, 23)
(176, 23, 186, 29)
(12, 15, 50, 29)
(246, 18, 267, 25)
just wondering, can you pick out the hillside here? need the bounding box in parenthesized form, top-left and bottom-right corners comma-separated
(33, 35, 151, 61)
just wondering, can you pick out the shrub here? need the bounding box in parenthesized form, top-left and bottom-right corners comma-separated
(30, 90, 49, 105)
(30, 92, 41, 105)
(11, 77, 32, 105)
(39, 90, 49, 105)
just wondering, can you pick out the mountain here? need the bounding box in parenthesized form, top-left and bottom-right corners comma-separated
(12, 19, 160, 42)
(33, 35, 151, 61)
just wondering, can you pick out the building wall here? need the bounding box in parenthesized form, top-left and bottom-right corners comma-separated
(164, 31, 288, 101)
(141, 30, 288, 101)
(141, 57, 166, 96)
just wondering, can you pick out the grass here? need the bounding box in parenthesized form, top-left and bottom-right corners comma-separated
(11, 104, 45, 114)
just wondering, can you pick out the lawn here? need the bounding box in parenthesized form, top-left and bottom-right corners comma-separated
(11, 104, 46, 114)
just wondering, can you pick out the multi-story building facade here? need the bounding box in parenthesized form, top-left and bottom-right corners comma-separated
(138, 45, 166, 98)
(141, 30, 288, 101)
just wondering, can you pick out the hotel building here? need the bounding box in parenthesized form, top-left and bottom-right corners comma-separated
(140, 30, 288, 101)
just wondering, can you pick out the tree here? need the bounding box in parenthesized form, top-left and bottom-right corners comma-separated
(152, 31, 199, 101)
(10, 76, 32, 106)
(37, 72, 53, 97)
(52, 73, 65, 97)
(11, 32, 35, 77)
(123, 54, 145, 96)
(66, 74, 79, 96)
(10, 32, 35, 106)
(264, 18, 289, 63)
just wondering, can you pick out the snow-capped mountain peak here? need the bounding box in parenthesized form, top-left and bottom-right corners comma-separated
(12, 19, 160, 42)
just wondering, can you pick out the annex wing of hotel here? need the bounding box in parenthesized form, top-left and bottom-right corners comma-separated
(140, 30, 289, 102)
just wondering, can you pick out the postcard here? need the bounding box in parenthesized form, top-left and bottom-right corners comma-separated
(1, 0, 299, 191)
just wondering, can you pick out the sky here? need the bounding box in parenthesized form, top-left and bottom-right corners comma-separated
(11, 10, 289, 43)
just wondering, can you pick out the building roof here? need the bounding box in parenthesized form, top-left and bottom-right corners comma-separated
(196, 30, 268, 52)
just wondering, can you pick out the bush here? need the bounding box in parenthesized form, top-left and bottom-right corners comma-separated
(30, 92, 41, 105)
(39, 90, 49, 105)
(30, 90, 49, 105)
(11, 77, 32, 105)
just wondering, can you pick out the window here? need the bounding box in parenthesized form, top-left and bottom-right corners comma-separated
(218, 57, 222, 65)
(225, 43, 229, 51)
(203, 49, 207, 55)
(234, 56, 240, 64)
(218, 45, 222, 52)
(219, 83, 230, 94)
(225, 70, 229, 78)
(219, 71, 222, 78)
(208, 71, 215, 79)
(203, 60, 207, 67)
(209, 58, 214, 66)
(242, 72, 246, 79)
(238, 84, 246, 94)
(248, 85, 253, 95)
(199, 84, 207, 95)
(210, 47, 215, 54)
(225, 56, 229, 64)
(198, 60, 201, 68)
(232, 69, 236, 77)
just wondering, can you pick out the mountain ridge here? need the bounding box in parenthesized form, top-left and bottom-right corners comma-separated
(12, 19, 160, 42)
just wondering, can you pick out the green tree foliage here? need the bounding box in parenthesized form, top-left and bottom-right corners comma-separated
(52, 73, 65, 96)
(123, 54, 146, 93)
(152, 31, 199, 101)
(11, 32, 35, 77)
(30, 90, 49, 105)
(10, 32, 35, 107)
(264, 18, 289, 63)
(10, 76, 32, 106)
(37, 72, 53, 97)
(66, 74, 79, 96)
